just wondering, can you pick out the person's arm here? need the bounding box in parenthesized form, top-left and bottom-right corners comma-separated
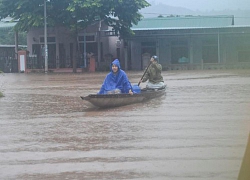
(123, 72, 133, 95)
(98, 75, 108, 94)
(128, 89, 133, 95)
(126, 80, 133, 95)
(141, 67, 150, 82)
(151, 63, 162, 73)
(98, 83, 105, 94)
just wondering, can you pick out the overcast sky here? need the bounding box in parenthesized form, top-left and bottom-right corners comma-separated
(148, 0, 250, 11)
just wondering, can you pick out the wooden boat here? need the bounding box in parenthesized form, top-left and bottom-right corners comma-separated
(81, 86, 166, 108)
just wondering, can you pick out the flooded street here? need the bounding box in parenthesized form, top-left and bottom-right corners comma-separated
(0, 70, 250, 180)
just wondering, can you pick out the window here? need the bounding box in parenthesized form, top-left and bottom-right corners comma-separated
(202, 39, 218, 63)
(238, 51, 250, 62)
(40, 37, 56, 43)
(78, 35, 96, 42)
(141, 42, 156, 47)
(171, 40, 188, 64)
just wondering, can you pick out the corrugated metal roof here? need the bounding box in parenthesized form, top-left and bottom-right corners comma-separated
(0, 21, 16, 31)
(132, 15, 234, 30)
(0, 45, 27, 48)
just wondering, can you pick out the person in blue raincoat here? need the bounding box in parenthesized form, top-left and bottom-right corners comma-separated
(98, 59, 133, 95)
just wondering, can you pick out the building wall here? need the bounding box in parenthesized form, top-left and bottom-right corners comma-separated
(192, 37, 202, 64)
(131, 41, 141, 70)
(26, 25, 250, 71)
(27, 22, 120, 69)
(128, 27, 250, 70)
(159, 38, 169, 67)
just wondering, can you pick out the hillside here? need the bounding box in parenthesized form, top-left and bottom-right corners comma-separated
(140, 3, 250, 25)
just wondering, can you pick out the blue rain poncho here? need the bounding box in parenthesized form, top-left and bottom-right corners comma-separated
(98, 59, 132, 94)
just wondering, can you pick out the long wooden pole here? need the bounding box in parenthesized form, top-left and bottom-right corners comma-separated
(138, 62, 151, 86)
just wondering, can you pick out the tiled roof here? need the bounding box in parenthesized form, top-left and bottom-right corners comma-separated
(132, 15, 234, 30)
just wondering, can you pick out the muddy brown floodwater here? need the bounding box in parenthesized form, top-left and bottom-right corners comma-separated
(0, 70, 250, 180)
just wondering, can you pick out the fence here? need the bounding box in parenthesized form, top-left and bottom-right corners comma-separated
(0, 56, 18, 73)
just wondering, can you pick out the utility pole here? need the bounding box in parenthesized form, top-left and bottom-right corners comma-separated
(97, 20, 101, 65)
(44, 0, 48, 73)
(84, 29, 87, 68)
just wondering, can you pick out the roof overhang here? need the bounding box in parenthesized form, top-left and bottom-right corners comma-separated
(0, 22, 17, 32)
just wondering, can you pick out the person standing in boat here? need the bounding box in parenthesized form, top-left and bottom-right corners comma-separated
(98, 59, 133, 95)
(140, 55, 165, 89)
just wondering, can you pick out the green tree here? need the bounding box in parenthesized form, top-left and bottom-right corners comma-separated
(0, 0, 150, 72)
(0, 0, 150, 37)
(0, 29, 27, 45)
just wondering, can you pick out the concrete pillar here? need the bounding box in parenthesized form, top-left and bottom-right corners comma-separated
(18, 50, 28, 73)
(89, 57, 95, 72)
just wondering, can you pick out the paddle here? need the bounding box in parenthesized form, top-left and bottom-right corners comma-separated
(138, 61, 152, 86)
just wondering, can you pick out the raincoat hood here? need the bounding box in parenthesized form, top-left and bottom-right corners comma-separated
(110, 59, 121, 72)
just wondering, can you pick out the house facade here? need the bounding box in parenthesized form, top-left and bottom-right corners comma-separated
(26, 21, 123, 71)
(2, 15, 250, 72)
(126, 15, 250, 70)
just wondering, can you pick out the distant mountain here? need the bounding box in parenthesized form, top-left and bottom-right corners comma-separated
(140, 3, 195, 17)
(140, 3, 250, 25)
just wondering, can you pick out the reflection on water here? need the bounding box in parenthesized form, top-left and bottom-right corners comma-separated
(0, 70, 250, 179)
